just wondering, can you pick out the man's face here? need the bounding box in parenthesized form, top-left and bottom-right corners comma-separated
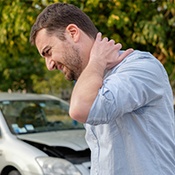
(35, 28, 83, 81)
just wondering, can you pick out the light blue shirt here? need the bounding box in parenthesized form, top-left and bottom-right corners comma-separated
(85, 50, 175, 175)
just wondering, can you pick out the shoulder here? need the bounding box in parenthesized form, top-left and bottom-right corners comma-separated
(104, 50, 166, 80)
(119, 50, 157, 64)
(116, 50, 163, 71)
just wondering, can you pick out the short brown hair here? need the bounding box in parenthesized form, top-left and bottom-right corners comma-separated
(30, 3, 98, 45)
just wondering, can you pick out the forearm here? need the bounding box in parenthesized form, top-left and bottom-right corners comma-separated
(69, 61, 104, 123)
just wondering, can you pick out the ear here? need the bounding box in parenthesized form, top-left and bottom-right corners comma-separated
(65, 24, 80, 43)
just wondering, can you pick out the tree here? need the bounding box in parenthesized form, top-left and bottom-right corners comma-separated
(0, 0, 73, 96)
(81, 0, 175, 93)
(0, 0, 174, 95)
(0, 0, 43, 91)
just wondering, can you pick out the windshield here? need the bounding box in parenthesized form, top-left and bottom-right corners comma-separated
(0, 99, 84, 134)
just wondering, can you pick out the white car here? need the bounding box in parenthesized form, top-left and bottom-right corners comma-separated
(0, 93, 90, 175)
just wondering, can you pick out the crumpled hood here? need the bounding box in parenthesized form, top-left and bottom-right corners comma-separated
(17, 129, 88, 151)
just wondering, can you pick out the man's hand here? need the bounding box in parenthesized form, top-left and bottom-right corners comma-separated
(90, 32, 133, 71)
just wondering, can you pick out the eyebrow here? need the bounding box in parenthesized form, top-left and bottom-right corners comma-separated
(41, 46, 51, 57)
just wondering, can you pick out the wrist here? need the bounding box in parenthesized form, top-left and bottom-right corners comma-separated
(87, 59, 106, 78)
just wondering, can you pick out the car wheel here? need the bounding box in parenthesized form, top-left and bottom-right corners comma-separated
(8, 170, 21, 175)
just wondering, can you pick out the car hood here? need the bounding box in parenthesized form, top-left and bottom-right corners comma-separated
(17, 129, 88, 151)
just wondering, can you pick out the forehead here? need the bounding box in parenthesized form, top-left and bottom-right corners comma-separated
(35, 29, 57, 54)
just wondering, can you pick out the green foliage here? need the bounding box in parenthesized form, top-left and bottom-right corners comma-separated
(0, 0, 175, 95)
(0, 0, 43, 91)
(31, 67, 73, 94)
(0, 0, 72, 95)
(76, 0, 175, 93)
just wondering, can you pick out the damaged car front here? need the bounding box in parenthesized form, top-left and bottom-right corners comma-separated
(0, 93, 90, 175)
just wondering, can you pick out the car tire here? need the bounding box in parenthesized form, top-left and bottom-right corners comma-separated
(8, 170, 21, 175)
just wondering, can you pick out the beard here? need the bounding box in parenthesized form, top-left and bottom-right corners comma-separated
(61, 45, 83, 81)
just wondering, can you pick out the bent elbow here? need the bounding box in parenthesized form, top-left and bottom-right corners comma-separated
(69, 106, 88, 123)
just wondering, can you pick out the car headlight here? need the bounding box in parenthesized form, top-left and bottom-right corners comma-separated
(36, 157, 82, 175)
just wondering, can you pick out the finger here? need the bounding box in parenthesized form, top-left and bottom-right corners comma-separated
(115, 43, 122, 50)
(108, 39, 115, 45)
(103, 37, 108, 42)
(96, 32, 102, 41)
(118, 48, 134, 61)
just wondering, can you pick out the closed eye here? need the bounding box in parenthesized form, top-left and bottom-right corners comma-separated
(41, 46, 52, 57)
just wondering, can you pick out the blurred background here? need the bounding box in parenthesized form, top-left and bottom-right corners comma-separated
(0, 0, 175, 100)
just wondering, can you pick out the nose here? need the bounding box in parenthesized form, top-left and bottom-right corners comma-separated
(45, 57, 55, 71)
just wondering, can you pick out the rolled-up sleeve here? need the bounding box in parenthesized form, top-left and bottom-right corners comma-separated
(86, 51, 169, 125)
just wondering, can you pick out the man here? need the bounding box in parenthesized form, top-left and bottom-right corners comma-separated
(30, 3, 175, 175)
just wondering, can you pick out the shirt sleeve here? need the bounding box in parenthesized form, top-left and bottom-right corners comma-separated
(86, 51, 170, 125)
